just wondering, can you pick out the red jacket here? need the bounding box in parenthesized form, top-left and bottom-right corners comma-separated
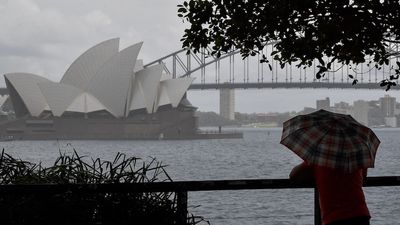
(313, 165, 370, 225)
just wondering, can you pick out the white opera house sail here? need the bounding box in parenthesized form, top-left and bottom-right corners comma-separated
(0, 38, 204, 140)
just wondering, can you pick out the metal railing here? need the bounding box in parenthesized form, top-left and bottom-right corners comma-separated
(1, 176, 399, 225)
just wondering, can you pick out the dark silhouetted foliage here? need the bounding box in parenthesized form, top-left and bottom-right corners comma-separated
(0, 150, 208, 225)
(178, 0, 400, 90)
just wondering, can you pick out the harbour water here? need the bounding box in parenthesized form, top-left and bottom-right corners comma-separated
(1, 128, 399, 225)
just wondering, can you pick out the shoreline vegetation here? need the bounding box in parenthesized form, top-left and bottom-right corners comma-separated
(0, 150, 208, 225)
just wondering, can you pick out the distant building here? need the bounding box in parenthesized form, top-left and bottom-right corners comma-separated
(384, 117, 397, 127)
(220, 88, 235, 120)
(316, 97, 330, 110)
(368, 105, 384, 127)
(300, 107, 316, 115)
(256, 113, 279, 123)
(352, 100, 370, 126)
(380, 95, 396, 117)
(332, 101, 351, 114)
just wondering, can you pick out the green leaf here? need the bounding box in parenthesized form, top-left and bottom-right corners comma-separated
(178, 0, 400, 90)
(178, 8, 187, 13)
(318, 58, 325, 66)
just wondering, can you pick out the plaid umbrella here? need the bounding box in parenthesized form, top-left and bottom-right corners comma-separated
(280, 109, 380, 172)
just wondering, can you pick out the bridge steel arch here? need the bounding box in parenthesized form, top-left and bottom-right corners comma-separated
(144, 43, 400, 120)
(144, 42, 400, 90)
(144, 47, 241, 80)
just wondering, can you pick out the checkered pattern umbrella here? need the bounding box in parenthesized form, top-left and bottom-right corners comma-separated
(280, 109, 380, 172)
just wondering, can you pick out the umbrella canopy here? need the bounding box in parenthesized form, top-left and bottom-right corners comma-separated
(280, 109, 380, 172)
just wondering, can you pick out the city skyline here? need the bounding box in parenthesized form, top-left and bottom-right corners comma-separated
(190, 89, 400, 114)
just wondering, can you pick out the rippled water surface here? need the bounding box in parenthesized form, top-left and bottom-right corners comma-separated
(1, 128, 399, 225)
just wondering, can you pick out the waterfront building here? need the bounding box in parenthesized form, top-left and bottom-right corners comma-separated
(332, 102, 351, 114)
(384, 117, 397, 127)
(367, 104, 385, 127)
(0, 38, 201, 140)
(316, 97, 330, 110)
(380, 95, 396, 117)
(299, 107, 316, 115)
(395, 102, 400, 115)
(352, 100, 370, 126)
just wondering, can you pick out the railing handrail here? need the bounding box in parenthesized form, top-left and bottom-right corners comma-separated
(1, 176, 399, 225)
(1, 176, 399, 194)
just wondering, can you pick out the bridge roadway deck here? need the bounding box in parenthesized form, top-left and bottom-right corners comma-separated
(0, 82, 396, 95)
(188, 82, 399, 90)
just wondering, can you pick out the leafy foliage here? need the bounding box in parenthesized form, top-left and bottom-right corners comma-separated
(178, 0, 400, 89)
(0, 150, 208, 225)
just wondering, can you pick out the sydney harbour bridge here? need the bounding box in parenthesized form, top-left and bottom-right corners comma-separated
(144, 42, 399, 90)
(143, 42, 399, 116)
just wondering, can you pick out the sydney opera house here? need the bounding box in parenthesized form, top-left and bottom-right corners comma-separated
(0, 38, 201, 140)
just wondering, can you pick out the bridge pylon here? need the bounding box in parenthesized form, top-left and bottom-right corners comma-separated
(219, 87, 235, 120)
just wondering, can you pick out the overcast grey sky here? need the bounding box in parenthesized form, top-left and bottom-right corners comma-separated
(0, 0, 396, 113)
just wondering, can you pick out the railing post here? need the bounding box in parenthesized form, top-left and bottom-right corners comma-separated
(314, 188, 321, 225)
(176, 191, 188, 225)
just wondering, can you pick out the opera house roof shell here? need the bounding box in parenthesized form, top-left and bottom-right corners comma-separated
(4, 38, 194, 118)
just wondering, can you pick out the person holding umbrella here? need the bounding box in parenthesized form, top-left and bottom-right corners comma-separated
(280, 110, 380, 225)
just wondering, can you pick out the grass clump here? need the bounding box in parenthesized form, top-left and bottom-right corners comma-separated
(0, 149, 208, 225)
